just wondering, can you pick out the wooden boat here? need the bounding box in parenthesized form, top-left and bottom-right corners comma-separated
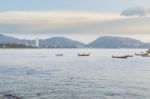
(135, 53, 145, 56)
(146, 49, 150, 54)
(125, 55, 133, 57)
(112, 55, 128, 59)
(135, 53, 141, 56)
(78, 53, 90, 56)
(141, 54, 150, 57)
(55, 54, 63, 56)
(135, 53, 149, 56)
(135, 49, 150, 57)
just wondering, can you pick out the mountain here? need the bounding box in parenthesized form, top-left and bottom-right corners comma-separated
(0, 34, 34, 45)
(139, 43, 150, 48)
(40, 37, 85, 48)
(88, 36, 150, 48)
(0, 34, 85, 48)
(0, 34, 150, 48)
(0, 34, 19, 43)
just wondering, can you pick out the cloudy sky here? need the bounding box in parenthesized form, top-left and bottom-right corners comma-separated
(0, 0, 150, 43)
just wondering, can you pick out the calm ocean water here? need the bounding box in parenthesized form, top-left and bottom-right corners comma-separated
(0, 49, 150, 99)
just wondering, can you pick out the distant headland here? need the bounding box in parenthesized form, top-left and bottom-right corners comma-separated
(0, 34, 150, 48)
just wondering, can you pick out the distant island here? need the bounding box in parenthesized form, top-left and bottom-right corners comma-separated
(0, 34, 150, 48)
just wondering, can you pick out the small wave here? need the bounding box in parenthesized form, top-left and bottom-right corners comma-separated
(0, 93, 22, 99)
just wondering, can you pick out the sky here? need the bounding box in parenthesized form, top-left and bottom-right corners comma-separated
(0, 0, 150, 43)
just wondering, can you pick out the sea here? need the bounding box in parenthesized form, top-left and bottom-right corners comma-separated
(0, 49, 150, 99)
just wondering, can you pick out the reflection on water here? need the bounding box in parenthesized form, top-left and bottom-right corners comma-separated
(0, 49, 150, 99)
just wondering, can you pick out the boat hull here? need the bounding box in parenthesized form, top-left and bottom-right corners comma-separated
(78, 54, 90, 56)
(112, 56, 128, 59)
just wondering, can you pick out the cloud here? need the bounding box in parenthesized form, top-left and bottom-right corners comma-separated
(121, 7, 150, 17)
(0, 11, 149, 37)
(0, 11, 120, 23)
(0, 11, 121, 33)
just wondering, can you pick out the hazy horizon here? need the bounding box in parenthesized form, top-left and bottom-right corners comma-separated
(1, 33, 150, 44)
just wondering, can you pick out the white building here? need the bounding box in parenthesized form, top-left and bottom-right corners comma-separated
(35, 37, 39, 47)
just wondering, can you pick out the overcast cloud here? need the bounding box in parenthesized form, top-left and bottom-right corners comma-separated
(0, 11, 149, 36)
(121, 7, 150, 17)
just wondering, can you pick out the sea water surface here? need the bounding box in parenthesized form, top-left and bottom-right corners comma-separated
(0, 49, 150, 99)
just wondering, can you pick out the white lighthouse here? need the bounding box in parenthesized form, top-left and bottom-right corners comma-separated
(35, 37, 39, 48)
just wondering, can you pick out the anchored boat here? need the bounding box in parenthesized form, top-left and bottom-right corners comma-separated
(55, 54, 63, 56)
(135, 49, 150, 57)
(112, 55, 128, 59)
(78, 53, 90, 56)
(125, 55, 133, 57)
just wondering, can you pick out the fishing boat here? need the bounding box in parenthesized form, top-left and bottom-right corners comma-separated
(146, 49, 150, 54)
(55, 54, 63, 56)
(78, 53, 90, 56)
(141, 54, 150, 57)
(135, 49, 150, 57)
(135, 52, 145, 56)
(135, 53, 150, 57)
(126, 55, 134, 57)
(112, 55, 128, 59)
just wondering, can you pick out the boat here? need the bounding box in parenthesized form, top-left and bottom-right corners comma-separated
(141, 54, 150, 57)
(135, 53, 142, 56)
(135, 53, 150, 57)
(78, 53, 90, 56)
(55, 54, 63, 56)
(146, 49, 150, 54)
(135, 49, 150, 57)
(125, 55, 134, 57)
(112, 55, 128, 59)
(135, 52, 145, 56)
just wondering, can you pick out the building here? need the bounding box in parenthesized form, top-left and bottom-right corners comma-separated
(35, 37, 39, 48)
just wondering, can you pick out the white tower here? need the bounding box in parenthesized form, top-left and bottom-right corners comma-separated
(35, 37, 39, 47)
